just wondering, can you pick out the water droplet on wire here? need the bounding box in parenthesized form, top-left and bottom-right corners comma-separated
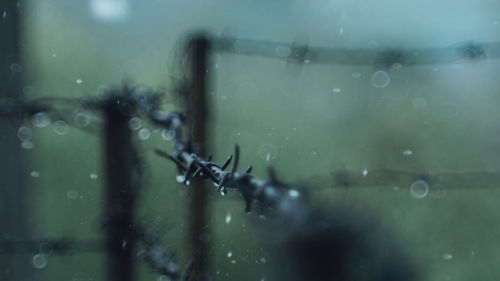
(74, 112, 91, 127)
(53, 120, 68, 135)
(288, 190, 299, 198)
(161, 129, 175, 141)
(17, 126, 32, 141)
(138, 128, 150, 140)
(176, 175, 185, 183)
(32, 254, 48, 269)
(128, 117, 142, 130)
(32, 112, 50, 127)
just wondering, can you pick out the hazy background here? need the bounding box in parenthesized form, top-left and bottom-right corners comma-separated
(14, 0, 500, 280)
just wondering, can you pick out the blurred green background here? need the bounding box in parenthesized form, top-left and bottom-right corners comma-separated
(10, 0, 500, 280)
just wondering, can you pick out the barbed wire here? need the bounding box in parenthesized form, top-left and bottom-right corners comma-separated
(212, 35, 500, 66)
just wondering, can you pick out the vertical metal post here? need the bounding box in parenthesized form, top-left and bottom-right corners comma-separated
(103, 93, 139, 281)
(185, 35, 211, 281)
(0, 1, 31, 279)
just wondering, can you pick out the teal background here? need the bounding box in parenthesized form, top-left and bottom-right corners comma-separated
(12, 0, 500, 280)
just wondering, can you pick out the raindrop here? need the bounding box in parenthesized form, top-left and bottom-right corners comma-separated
(227, 251, 233, 258)
(275, 45, 292, 57)
(351, 72, 362, 78)
(138, 128, 150, 140)
(288, 189, 299, 198)
(21, 141, 34, 150)
(260, 257, 266, 263)
(176, 175, 185, 183)
(225, 212, 232, 224)
(442, 253, 453, 260)
(17, 126, 32, 141)
(410, 180, 429, 199)
(32, 253, 48, 269)
(371, 70, 390, 88)
(403, 150, 413, 156)
(32, 112, 50, 127)
(74, 112, 91, 127)
(332, 88, 341, 93)
(231, 260, 237, 264)
(362, 168, 368, 177)
(76, 79, 83, 84)
(30, 171, 40, 178)
(90, 173, 98, 180)
(161, 129, 175, 141)
(66, 190, 79, 200)
(53, 120, 68, 135)
(2, 11, 6, 19)
(128, 117, 142, 130)
(412, 97, 427, 108)
(257, 144, 278, 161)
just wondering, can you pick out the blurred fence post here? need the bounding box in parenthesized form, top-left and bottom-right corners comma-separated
(103, 91, 140, 281)
(184, 35, 212, 281)
(0, 2, 31, 279)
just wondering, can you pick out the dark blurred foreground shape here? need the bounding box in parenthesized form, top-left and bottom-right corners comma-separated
(0, 1, 31, 280)
(273, 207, 417, 281)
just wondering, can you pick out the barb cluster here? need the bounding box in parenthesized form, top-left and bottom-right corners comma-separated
(155, 126, 305, 215)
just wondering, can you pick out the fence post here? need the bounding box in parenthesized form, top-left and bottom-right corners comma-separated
(184, 35, 211, 281)
(103, 91, 139, 281)
(0, 2, 31, 280)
